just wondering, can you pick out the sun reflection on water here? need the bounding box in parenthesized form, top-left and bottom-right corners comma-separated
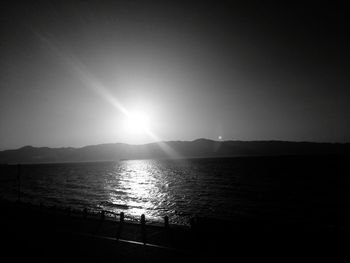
(107, 159, 167, 222)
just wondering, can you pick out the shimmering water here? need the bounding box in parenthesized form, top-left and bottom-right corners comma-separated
(1, 156, 350, 225)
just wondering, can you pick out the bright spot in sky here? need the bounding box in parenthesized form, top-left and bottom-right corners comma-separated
(218, 136, 222, 140)
(123, 111, 151, 134)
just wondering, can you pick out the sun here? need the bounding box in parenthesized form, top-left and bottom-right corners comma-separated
(123, 111, 150, 134)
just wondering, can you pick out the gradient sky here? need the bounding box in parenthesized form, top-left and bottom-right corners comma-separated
(1, 1, 350, 150)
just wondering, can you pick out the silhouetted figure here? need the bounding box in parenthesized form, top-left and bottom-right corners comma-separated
(141, 214, 146, 225)
(100, 210, 105, 220)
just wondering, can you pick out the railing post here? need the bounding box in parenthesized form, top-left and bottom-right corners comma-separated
(83, 208, 88, 219)
(39, 202, 43, 217)
(116, 212, 125, 240)
(190, 216, 196, 230)
(164, 215, 169, 229)
(53, 205, 56, 216)
(17, 164, 21, 202)
(140, 214, 146, 244)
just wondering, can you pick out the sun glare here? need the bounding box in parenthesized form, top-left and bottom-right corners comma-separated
(123, 111, 150, 134)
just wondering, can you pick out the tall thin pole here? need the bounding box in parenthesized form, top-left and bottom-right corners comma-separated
(17, 164, 21, 202)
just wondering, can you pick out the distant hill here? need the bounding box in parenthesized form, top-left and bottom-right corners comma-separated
(0, 139, 350, 164)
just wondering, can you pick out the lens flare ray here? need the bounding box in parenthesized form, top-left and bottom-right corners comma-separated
(34, 31, 182, 159)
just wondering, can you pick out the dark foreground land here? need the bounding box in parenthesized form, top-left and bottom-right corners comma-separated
(1, 199, 350, 263)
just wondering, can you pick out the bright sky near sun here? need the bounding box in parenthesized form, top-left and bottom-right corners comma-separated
(1, 2, 350, 149)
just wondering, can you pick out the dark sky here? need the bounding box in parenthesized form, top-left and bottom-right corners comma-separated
(1, 1, 349, 149)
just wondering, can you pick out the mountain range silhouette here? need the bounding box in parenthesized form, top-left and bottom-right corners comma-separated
(1, 139, 349, 164)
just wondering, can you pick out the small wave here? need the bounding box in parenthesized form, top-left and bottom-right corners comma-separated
(99, 201, 129, 209)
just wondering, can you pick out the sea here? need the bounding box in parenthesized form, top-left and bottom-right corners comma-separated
(1, 155, 350, 226)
